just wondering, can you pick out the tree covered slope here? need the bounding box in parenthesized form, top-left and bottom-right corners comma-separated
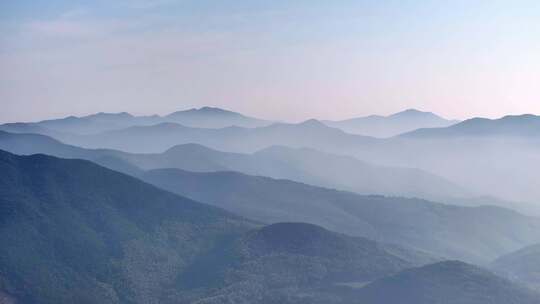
(356, 261, 540, 304)
(0, 150, 429, 304)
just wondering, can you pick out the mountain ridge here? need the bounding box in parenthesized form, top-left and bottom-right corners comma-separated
(0, 150, 439, 303)
(323, 108, 458, 137)
(356, 260, 540, 304)
(490, 243, 540, 291)
(0, 130, 466, 201)
(141, 167, 540, 263)
(0, 107, 272, 135)
(401, 114, 540, 138)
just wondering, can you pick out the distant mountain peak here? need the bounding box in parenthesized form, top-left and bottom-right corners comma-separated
(85, 112, 134, 119)
(398, 108, 425, 113)
(164, 143, 217, 154)
(499, 113, 539, 121)
(323, 109, 457, 137)
(402, 113, 540, 138)
(390, 108, 440, 118)
(168, 106, 242, 117)
(298, 119, 328, 128)
(403, 108, 426, 113)
(61, 115, 80, 121)
(198, 106, 231, 113)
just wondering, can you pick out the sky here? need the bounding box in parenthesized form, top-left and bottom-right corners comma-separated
(1, 0, 539, 123)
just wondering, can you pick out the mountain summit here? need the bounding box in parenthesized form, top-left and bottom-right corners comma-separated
(390, 108, 443, 119)
(324, 109, 458, 137)
(163, 106, 271, 128)
(0, 107, 272, 136)
(402, 114, 540, 138)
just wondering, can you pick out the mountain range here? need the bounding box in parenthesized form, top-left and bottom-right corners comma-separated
(490, 243, 540, 291)
(1, 107, 460, 139)
(51, 118, 374, 154)
(1, 129, 537, 263)
(2, 150, 539, 303)
(0, 150, 253, 303)
(0, 131, 468, 202)
(323, 108, 459, 137)
(2, 104, 539, 302)
(2, 107, 540, 302)
(0, 107, 271, 136)
(4, 110, 540, 204)
(401, 114, 540, 138)
(14, 108, 537, 202)
(133, 143, 470, 201)
(140, 168, 540, 264)
(1, 150, 488, 304)
(2, 131, 540, 260)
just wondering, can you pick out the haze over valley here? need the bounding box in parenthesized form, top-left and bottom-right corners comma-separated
(1, 105, 540, 303)
(2, 1, 540, 303)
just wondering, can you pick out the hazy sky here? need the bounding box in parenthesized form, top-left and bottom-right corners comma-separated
(1, 0, 539, 123)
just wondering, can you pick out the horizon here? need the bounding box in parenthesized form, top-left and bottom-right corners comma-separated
(2, 1, 540, 123)
(2, 105, 536, 125)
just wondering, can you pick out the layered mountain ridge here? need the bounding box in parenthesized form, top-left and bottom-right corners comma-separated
(324, 108, 459, 137)
(0, 150, 447, 304)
